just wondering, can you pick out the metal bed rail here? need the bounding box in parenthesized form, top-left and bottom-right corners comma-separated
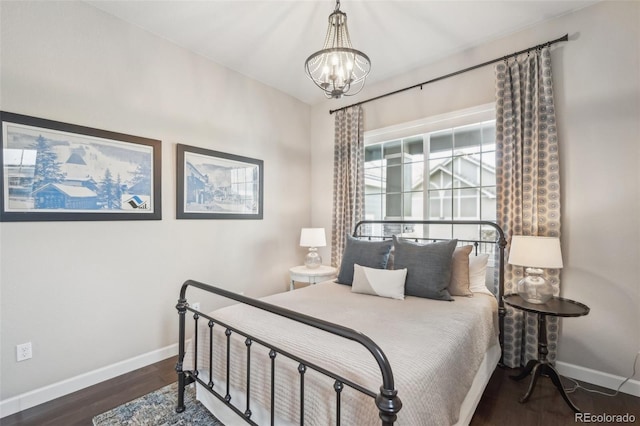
(175, 279, 402, 426)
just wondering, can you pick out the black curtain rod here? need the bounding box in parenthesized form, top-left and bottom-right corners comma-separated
(329, 33, 569, 115)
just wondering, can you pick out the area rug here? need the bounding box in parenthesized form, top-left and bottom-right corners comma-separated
(92, 382, 224, 425)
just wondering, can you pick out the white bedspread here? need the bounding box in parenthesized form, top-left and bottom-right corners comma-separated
(184, 281, 498, 426)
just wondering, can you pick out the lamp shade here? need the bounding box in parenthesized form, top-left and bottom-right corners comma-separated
(508, 236, 563, 268)
(300, 228, 326, 248)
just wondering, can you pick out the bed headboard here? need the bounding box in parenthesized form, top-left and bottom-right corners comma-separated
(352, 219, 507, 365)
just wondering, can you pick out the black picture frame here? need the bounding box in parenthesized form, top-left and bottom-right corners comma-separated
(1, 111, 162, 221)
(176, 144, 263, 220)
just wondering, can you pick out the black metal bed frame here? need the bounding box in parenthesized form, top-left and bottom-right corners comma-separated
(175, 220, 507, 426)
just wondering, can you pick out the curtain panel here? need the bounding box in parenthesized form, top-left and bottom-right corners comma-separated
(495, 47, 562, 368)
(331, 106, 365, 268)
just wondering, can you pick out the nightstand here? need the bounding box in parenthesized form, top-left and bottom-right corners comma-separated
(289, 265, 337, 291)
(503, 293, 590, 413)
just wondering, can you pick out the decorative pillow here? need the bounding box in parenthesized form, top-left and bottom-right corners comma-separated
(336, 235, 393, 285)
(351, 264, 407, 300)
(448, 245, 474, 297)
(469, 254, 491, 295)
(392, 236, 458, 301)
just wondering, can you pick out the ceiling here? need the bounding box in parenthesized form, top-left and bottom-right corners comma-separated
(85, 1, 597, 106)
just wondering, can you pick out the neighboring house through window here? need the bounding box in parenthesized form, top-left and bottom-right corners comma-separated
(364, 104, 496, 244)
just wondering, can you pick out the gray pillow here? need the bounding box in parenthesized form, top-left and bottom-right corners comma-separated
(392, 236, 458, 301)
(336, 235, 393, 285)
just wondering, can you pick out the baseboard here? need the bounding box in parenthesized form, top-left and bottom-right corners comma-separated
(0, 343, 178, 419)
(556, 361, 640, 397)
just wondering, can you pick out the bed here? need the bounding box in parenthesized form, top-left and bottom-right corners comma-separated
(176, 220, 507, 425)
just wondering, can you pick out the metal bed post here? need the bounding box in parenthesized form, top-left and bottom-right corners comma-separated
(175, 297, 188, 413)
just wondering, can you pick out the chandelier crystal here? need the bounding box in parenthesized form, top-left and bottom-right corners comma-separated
(304, 0, 371, 99)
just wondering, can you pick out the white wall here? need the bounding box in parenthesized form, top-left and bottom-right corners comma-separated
(0, 1, 311, 401)
(312, 1, 640, 384)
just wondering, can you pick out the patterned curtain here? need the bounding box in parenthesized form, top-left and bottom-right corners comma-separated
(495, 47, 562, 368)
(331, 106, 365, 268)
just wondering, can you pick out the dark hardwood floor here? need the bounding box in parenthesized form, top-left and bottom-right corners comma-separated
(1, 357, 177, 426)
(471, 367, 639, 426)
(1, 357, 638, 425)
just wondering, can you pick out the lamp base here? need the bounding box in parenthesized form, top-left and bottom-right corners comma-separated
(304, 247, 322, 269)
(517, 268, 553, 304)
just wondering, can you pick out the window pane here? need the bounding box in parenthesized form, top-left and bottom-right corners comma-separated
(365, 167, 385, 194)
(454, 188, 479, 218)
(427, 224, 452, 240)
(404, 161, 423, 190)
(386, 165, 402, 192)
(405, 136, 424, 162)
(482, 123, 496, 147)
(406, 223, 428, 239)
(481, 189, 497, 220)
(428, 189, 452, 220)
(481, 152, 496, 186)
(453, 224, 480, 241)
(430, 130, 453, 159)
(429, 159, 452, 189)
(365, 194, 383, 220)
(453, 154, 480, 187)
(365, 145, 382, 162)
(403, 192, 423, 219)
(383, 140, 401, 157)
(480, 225, 498, 244)
(385, 193, 401, 218)
(454, 124, 482, 153)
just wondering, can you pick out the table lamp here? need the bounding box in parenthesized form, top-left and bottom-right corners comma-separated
(300, 228, 326, 269)
(508, 235, 563, 304)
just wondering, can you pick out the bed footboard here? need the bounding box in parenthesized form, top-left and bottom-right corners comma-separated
(175, 280, 402, 426)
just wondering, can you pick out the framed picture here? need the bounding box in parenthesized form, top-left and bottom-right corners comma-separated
(1, 111, 161, 221)
(177, 144, 263, 220)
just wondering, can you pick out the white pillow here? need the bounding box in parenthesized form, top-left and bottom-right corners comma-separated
(469, 254, 492, 295)
(351, 264, 407, 300)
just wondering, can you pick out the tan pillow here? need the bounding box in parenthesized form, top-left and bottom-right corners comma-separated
(448, 245, 473, 296)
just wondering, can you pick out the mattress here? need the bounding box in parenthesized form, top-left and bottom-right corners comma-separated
(183, 280, 499, 425)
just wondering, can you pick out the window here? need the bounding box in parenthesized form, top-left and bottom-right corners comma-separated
(364, 105, 496, 242)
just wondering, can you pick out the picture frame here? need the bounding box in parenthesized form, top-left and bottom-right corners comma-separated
(1, 111, 161, 221)
(176, 144, 263, 220)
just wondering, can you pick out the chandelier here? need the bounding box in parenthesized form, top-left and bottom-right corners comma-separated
(304, 0, 371, 99)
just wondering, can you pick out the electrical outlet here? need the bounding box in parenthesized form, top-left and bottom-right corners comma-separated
(17, 342, 32, 362)
(191, 302, 200, 311)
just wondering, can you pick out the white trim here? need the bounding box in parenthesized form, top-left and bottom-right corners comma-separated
(0, 343, 178, 419)
(364, 102, 495, 145)
(556, 361, 640, 397)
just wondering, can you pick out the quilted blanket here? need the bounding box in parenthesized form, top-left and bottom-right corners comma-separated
(183, 281, 498, 425)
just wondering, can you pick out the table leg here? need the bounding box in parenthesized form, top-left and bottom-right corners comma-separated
(542, 363, 582, 413)
(510, 359, 537, 381)
(519, 362, 543, 403)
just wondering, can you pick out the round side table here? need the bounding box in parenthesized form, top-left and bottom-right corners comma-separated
(503, 293, 590, 413)
(289, 265, 337, 291)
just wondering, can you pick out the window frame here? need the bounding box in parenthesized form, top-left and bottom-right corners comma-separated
(363, 103, 496, 239)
